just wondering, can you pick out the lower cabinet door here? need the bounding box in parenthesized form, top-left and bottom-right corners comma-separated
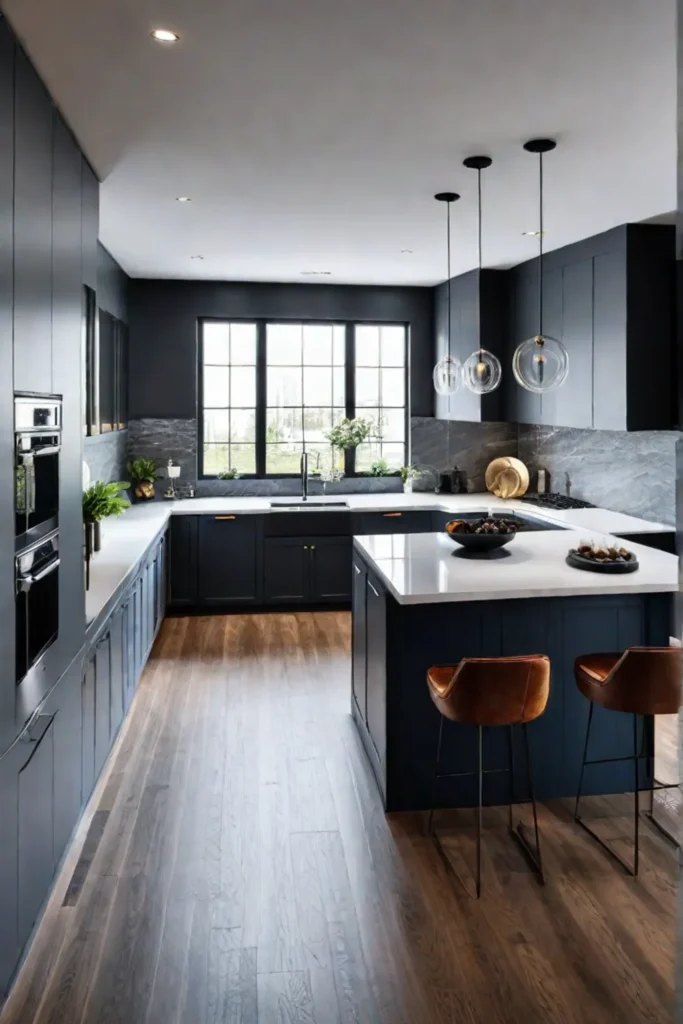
(17, 713, 56, 948)
(198, 516, 261, 604)
(94, 632, 111, 780)
(45, 657, 82, 868)
(310, 537, 352, 602)
(169, 516, 198, 607)
(109, 605, 125, 742)
(264, 537, 309, 603)
(82, 652, 96, 802)
(365, 574, 387, 760)
(351, 559, 367, 718)
(0, 744, 21, 996)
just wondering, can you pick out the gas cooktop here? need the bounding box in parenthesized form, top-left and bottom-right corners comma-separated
(520, 493, 595, 511)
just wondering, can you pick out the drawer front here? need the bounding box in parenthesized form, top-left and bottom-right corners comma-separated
(264, 511, 351, 537)
(357, 511, 433, 535)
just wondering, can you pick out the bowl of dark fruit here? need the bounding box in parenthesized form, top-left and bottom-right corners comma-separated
(444, 516, 519, 553)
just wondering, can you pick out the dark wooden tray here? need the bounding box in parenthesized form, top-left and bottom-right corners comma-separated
(566, 550, 639, 574)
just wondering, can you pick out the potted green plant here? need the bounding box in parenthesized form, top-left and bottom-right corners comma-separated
(369, 458, 392, 476)
(326, 417, 374, 452)
(217, 468, 241, 480)
(400, 465, 419, 494)
(126, 458, 158, 501)
(82, 480, 130, 586)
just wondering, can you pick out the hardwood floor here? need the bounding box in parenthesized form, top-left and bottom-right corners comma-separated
(1, 613, 677, 1023)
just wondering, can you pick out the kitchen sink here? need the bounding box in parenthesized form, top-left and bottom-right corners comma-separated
(269, 500, 349, 509)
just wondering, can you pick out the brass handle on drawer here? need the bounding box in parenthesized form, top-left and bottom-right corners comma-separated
(310, 545, 315, 551)
(383, 512, 402, 517)
(215, 515, 236, 520)
(303, 545, 309, 550)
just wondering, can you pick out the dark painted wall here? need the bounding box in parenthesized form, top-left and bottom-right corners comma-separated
(0, 12, 99, 754)
(128, 279, 434, 419)
(97, 242, 129, 323)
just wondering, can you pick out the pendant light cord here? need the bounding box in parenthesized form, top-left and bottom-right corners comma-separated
(477, 168, 483, 355)
(538, 150, 544, 337)
(446, 200, 452, 360)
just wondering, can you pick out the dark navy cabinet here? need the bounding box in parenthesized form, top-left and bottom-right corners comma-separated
(198, 515, 262, 605)
(351, 558, 367, 718)
(310, 537, 352, 602)
(365, 574, 387, 762)
(264, 535, 352, 604)
(358, 511, 433, 535)
(169, 516, 198, 608)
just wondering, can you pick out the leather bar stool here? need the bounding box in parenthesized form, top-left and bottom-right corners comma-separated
(426, 655, 551, 898)
(574, 646, 681, 876)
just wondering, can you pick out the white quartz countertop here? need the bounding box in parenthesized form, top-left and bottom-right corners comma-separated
(353, 530, 678, 605)
(85, 493, 675, 628)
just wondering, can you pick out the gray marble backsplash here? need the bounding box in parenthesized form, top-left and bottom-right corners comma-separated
(519, 425, 681, 526)
(410, 417, 518, 492)
(128, 418, 198, 494)
(83, 430, 128, 484)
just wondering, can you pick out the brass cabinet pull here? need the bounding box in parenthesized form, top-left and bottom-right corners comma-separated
(215, 515, 236, 520)
(303, 545, 308, 550)
(311, 545, 315, 551)
(383, 512, 402, 517)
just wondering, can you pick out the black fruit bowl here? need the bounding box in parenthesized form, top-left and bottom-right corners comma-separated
(445, 524, 517, 553)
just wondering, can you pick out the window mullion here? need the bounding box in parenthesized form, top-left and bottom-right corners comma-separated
(345, 323, 355, 476)
(256, 321, 267, 477)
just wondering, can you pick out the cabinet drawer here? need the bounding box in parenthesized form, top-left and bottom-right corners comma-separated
(264, 511, 351, 537)
(357, 511, 433, 535)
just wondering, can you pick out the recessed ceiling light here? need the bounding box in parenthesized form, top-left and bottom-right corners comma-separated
(176, 196, 192, 203)
(401, 249, 414, 254)
(522, 230, 543, 237)
(300, 270, 331, 276)
(151, 28, 180, 43)
(190, 255, 204, 260)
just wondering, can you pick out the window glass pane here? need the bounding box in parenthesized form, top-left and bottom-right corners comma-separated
(355, 442, 381, 472)
(267, 324, 302, 364)
(267, 407, 303, 443)
(333, 368, 345, 408)
(268, 366, 302, 407)
(230, 444, 256, 474)
(378, 407, 405, 442)
(303, 407, 333, 440)
(203, 366, 230, 407)
(356, 325, 380, 366)
(203, 323, 230, 364)
(230, 409, 256, 443)
(266, 444, 301, 474)
(204, 409, 231, 443)
(380, 443, 404, 469)
(381, 367, 404, 407)
(303, 325, 332, 365)
(356, 368, 379, 407)
(203, 444, 231, 475)
(230, 366, 256, 407)
(230, 323, 256, 364)
(306, 443, 336, 476)
(304, 366, 332, 406)
(381, 326, 405, 366)
(333, 326, 346, 365)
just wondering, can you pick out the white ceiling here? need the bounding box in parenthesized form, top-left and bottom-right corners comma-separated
(3, 0, 676, 285)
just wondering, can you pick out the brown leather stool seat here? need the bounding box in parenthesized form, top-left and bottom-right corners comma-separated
(574, 646, 681, 875)
(426, 655, 550, 898)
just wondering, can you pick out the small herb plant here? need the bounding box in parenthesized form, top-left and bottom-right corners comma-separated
(400, 465, 419, 484)
(126, 458, 158, 483)
(326, 417, 374, 450)
(217, 468, 241, 480)
(369, 458, 394, 476)
(83, 481, 131, 523)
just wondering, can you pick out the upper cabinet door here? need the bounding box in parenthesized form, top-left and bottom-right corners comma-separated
(541, 260, 593, 429)
(14, 49, 53, 395)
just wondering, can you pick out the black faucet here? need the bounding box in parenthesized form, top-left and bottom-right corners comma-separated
(300, 451, 309, 501)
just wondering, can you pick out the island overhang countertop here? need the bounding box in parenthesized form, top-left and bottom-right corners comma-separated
(353, 527, 678, 605)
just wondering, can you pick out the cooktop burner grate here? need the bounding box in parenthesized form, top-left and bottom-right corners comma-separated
(520, 493, 595, 510)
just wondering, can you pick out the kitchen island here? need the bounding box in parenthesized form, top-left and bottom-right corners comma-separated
(351, 522, 678, 812)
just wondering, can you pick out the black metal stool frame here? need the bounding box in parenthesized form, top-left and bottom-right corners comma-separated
(427, 717, 545, 899)
(574, 704, 680, 876)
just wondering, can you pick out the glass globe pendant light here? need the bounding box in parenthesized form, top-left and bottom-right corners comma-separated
(462, 155, 502, 394)
(512, 139, 568, 393)
(432, 192, 461, 396)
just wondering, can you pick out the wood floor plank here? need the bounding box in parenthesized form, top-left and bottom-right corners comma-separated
(2, 612, 676, 1024)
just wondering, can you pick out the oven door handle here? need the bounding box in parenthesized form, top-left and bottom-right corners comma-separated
(17, 557, 60, 592)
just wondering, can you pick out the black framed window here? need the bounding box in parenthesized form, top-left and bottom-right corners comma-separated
(354, 323, 407, 471)
(199, 318, 407, 477)
(201, 321, 258, 475)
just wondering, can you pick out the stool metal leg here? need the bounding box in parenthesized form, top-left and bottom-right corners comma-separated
(476, 724, 483, 899)
(574, 702, 594, 822)
(509, 723, 545, 884)
(632, 713, 640, 876)
(427, 715, 444, 837)
(507, 725, 515, 833)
